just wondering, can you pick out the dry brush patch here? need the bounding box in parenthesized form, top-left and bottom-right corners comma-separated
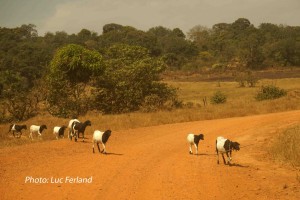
(270, 125, 300, 183)
(270, 126, 300, 167)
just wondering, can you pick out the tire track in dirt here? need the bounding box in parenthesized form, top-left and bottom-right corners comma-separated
(0, 110, 299, 200)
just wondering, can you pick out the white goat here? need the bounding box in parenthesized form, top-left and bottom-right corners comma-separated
(29, 125, 47, 140)
(53, 126, 67, 140)
(216, 136, 240, 165)
(93, 130, 112, 154)
(187, 133, 204, 155)
(68, 119, 80, 139)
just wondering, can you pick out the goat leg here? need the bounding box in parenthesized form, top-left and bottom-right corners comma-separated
(101, 143, 106, 154)
(226, 152, 231, 165)
(221, 154, 226, 164)
(97, 143, 101, 153)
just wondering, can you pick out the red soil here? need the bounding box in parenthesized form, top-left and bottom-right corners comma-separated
(1, 110, 300, 200)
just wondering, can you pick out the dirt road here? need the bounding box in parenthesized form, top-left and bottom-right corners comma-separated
(1, 111, 300, 200)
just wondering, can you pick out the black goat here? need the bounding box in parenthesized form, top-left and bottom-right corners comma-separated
(8, 124, 27, 138)
(71, 120, 91, 142)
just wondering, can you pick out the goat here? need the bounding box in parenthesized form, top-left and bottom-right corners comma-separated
(68, 119, 80, 139)
(29, 125, 47, 140)
(187, 133, 204, 155)
(216, 136, 240, 165)
(71, 120, 91, 142)
(8, 124, 27, 138)
(53, 126, 67, 140)
(93, 130, 112, 154)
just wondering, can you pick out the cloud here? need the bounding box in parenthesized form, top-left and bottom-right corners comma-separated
(38, 0, 300, 36)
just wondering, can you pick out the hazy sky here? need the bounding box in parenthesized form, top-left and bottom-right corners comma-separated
(0, 0, 299, 36)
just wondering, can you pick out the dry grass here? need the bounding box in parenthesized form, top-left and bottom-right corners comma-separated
(0, 78, 300, 148)
(270, 126, 300, 167)
(168, 78, 300, 105)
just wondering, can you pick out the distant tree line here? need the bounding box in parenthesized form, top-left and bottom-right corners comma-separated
(0, 18, 299, 121)
(188, 18, 300, 70)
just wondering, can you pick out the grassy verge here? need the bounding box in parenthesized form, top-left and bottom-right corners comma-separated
(270, 126, 300, 168)
(0, 78, 299, 148)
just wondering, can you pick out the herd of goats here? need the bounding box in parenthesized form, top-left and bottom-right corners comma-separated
(8, 119, 111, 154)
(8, 119, 240, 165)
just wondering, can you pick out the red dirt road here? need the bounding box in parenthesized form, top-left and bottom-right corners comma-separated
(1, 111, 300, 200)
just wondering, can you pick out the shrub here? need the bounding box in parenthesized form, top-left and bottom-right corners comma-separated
(210, 91, 227, 104)
(255, 85, 287, 101)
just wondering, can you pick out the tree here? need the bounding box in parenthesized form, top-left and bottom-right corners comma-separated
(0, 71, 39, 121)
(172, 28, 186, 38)
(47, 44, 104, 117)
(188, 25, 211, 51)
(77, 29, 98, 48)
(102, 23, 124, 34)
(147, 26, 171, 38)
(232, 18, 251, 32)
(94, 44, 177, 113)
(238, 27, 264, 69)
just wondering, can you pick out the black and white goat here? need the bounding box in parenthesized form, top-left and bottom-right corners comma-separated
(216, 136, 240, 165)
(71, 120, 91, 142)
(53, 126, 67, 140)
(187, 133, 204, 155)
(8, 124, 27, 138)
(29, 125, 47, 140)
(68, 119, 80, 139)
(93, 130, 112, 154)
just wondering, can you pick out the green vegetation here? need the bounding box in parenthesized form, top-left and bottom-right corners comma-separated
(0, 19, 300, 121)
(255, 85, 287, 101)
(46, 43, 177, 117)
(47, 44, 104, 117)
(93, 44, 178, 114)
(210, 91, 227, 104)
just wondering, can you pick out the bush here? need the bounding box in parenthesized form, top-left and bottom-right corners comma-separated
(255, 85, 287, 101)
(210, 91, 227, 104)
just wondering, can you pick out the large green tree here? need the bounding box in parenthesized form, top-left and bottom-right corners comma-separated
(94, 44, 177, 113)
(47, 44, 104, 117)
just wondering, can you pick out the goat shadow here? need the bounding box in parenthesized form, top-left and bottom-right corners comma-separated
(228, 163, 249, 168)
(191, 153, 215, 157)
(81, 140, 92, 144)
(93, 152, 123, 156)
